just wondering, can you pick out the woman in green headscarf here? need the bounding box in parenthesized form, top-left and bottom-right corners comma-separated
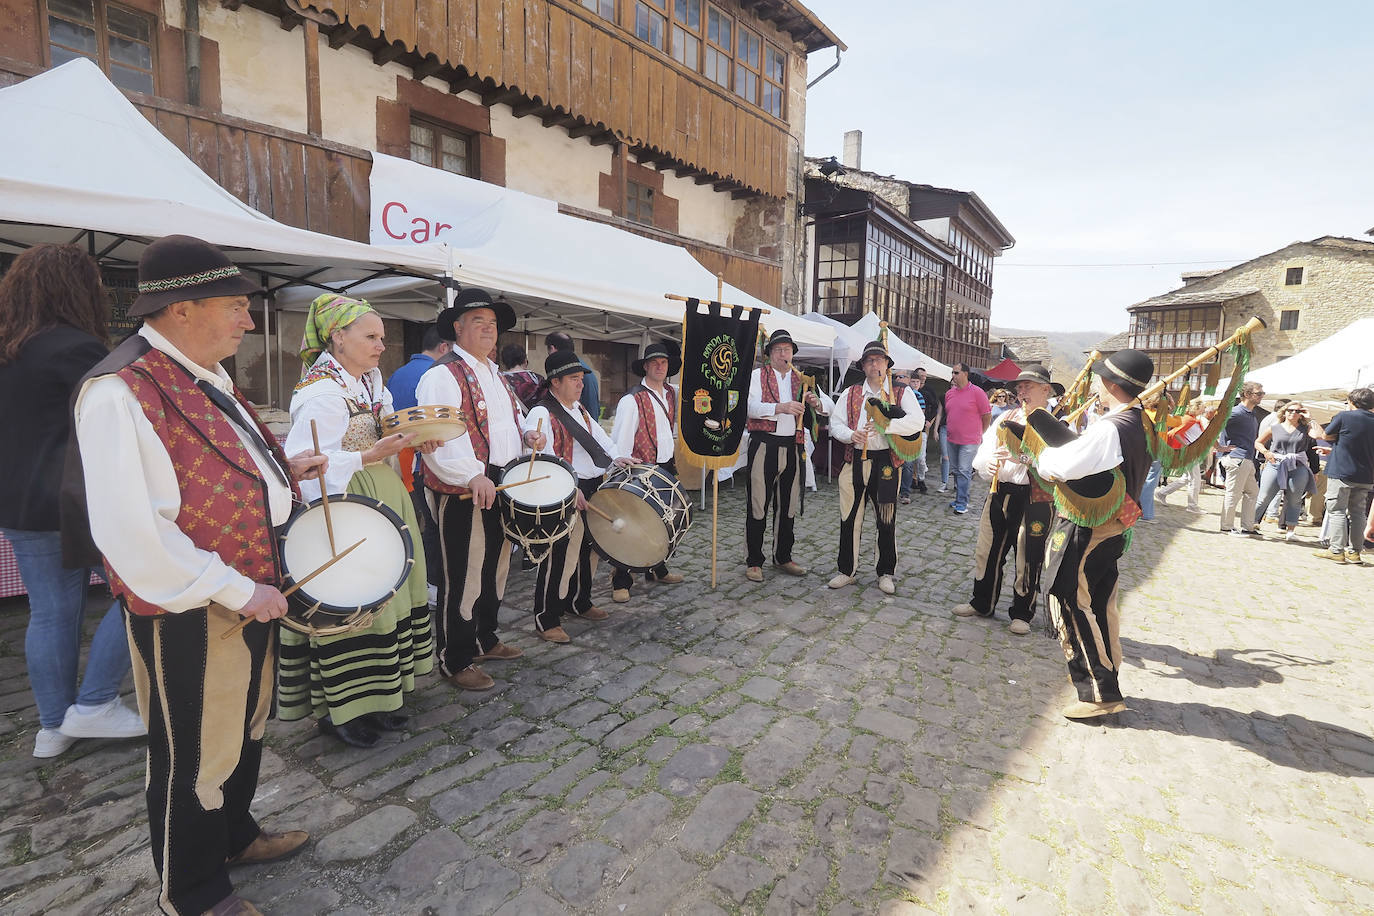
(280, 294, 434, 747)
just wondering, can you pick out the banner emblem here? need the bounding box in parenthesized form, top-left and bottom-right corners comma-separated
(693, 389, 712, 414)
(675, 299, 761, 469)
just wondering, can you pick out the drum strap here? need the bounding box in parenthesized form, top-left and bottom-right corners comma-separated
(196, 381, 290, 487)
(540, 395, 611, 470)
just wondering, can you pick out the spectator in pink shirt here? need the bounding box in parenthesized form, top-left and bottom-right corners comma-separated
(944, 363, 992, 514)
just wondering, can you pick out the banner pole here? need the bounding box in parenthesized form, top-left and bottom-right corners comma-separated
(711, 469, 719, 589)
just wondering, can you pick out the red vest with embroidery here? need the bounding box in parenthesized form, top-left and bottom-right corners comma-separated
(746, 367, 805, 444)
(630, 384, 676, 464)
(842, 383, 907, 468)
(105, 350, 293, 615)
(427, 353, 523, 496)
(549, 402, 595, 464)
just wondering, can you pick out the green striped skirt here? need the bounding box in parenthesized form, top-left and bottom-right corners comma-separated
(277, 463, 434, 725)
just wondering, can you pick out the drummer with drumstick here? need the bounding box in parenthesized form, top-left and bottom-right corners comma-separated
(524, 349, 634, 643)
(416, 289, 546, 692)
(280, 293, 438, 748)
(67, 236, 328, 916)
(609, 341, 685, 603)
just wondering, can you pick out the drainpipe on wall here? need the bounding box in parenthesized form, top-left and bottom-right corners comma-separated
(806, 47, 842, 90)
(183, 0, 200, 106)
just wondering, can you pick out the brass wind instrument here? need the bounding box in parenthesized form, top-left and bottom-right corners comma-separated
(1132, 316, 1265, 405)
(1054, 349, 1101, 418)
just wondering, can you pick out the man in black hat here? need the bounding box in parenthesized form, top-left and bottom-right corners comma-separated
(1035, 348, 1153, 720)
(744, 328, 829, 581)
(826, 340, 924, 595)
(609, 341, 685, 601)
(416, 288, 546, 691)
(953, 364, 1057, 635)
(68, 234, 328, 916)
(524, 349, 630, 640)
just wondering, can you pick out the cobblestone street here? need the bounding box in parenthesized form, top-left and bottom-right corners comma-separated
(1, 477, 1372, 915)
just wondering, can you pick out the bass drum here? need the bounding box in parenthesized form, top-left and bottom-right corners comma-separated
(277, 494, 414, 636)
(496, 454, 579, 564)
(586, 463, 693, 572)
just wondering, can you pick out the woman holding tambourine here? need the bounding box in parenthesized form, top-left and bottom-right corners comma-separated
(279, 294, 434, 748)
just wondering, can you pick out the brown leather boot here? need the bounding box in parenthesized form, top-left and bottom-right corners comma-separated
(227, 829, 309, 866)
(474, 642, 523, 661)
(539, 626, 571, 643)
(448, 666, 495, 690)
(577, 606, 609, 621)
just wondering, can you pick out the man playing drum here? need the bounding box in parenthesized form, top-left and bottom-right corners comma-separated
(524, 349, 630, 642)
(826, 340, 924, 595)
(609, 341, 685, 602)
(744, 329, 829, 582)
(67, 235, 327, 916)
(416, 288, 546, 692)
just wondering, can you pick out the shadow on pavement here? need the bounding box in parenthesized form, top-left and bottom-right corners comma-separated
(1108, 697, 1374, 776)
(1123, 639, 1334, 688)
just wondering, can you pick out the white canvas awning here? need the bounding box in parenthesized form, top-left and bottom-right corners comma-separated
(850, 312, 953, 380)
(1246, 318, 1374, 399)
(0, 59, 451, 292)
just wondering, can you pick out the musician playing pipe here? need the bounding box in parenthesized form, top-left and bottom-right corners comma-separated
(952, 364, 1058, 635)
(743, 329, 832, 583)
(523, 349, 633, 643)
(279, 294, 436, 749)
(826, 339, 924, 596)
(1034, 349, 1153, 721)
(416, 289, 546, 693)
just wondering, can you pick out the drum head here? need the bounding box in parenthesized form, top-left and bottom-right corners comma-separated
(279, 495, 411, 616)
(498, 456, 578, 505)
(587, 488, 671, 569)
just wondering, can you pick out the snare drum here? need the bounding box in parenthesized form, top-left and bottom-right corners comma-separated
(496, 454, 579, 563)
(380, 404, 467, 445)
(587, 463, 693, 572)
(278, 494, 414, 636)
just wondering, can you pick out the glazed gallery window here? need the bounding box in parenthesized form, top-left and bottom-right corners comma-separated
(734, 26, 761, 104)
(581, 0, 616, 21)
(410, 120, 473, 177)
(47, 0, 155, 94)
(670, 0, 702, 71)
(626, 180, 655, 225)
(762, 43, 786, 117)
(635, 0, 667, 50)
(704, 6, 732, 88)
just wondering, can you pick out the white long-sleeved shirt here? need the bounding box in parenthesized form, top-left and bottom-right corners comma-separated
(612, 384, 676, 463)
(416, 349, 525, 486)
(973, 408, 1031, 484)
(827, 381, 924, 449)
(74, 325, 294, 613)
(1037, 404, 1129, 482)
(525, 398, 620, 479)
(284, 353, 393, 502)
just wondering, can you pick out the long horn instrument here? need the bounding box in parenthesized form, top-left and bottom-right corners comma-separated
(1133, 316, 1266, 404)
(1054, 349, 1102, 418)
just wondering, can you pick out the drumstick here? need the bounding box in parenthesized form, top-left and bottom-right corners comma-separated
(309, 419, 337, 556)
(458, 474, 551, 501)
(583, 499, 626, 532)
(526, 418, 543, 480)
(220, 537, 367, 640)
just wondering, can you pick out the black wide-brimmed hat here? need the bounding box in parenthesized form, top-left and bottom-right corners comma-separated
(436, 287, 517, 340)
(858, 340, 893, 369)
(632, 340, 682, 377)
(130, 235, 262, 317)
(1015, 364, 1065, 397)
(1093, 349, 1154, 398)
(763, 328, 796, 355)
(545, 348, 587, 382)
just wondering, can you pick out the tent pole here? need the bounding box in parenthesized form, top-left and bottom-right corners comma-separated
(263, 283, 273, 407)
(710, 470, 718, 589)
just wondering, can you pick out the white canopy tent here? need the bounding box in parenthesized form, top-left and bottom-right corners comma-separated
(850, 312, 953, 380)
(359, 154, 835, 349)
(1245, 318, 1374, 400)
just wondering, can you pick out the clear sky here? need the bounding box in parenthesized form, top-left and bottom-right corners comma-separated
(801, 1, 1374, 334)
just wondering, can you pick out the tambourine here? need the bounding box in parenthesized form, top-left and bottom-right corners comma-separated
(380, 405, 467, 445)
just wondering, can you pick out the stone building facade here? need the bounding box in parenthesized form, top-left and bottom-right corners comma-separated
(1127, 236, 1374, 392)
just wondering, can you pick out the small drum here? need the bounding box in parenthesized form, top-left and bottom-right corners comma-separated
(380, 405, 467, 445)
(278, 494, 414, 636)
(587, 463, 693, 572)
(497, 454, 579, 564)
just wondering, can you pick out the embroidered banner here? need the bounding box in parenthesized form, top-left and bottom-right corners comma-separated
(676, 298, 761, 470)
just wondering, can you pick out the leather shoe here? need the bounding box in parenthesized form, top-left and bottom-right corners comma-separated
(475, 642, 523, 661)
(773, 561, 807, 576)
(203, 895, 264, 915)
(448, 666, 495, 690)
(577, 606, 609, 620)
(612, 587, 631, 603)
(363, 711, 410, 731)
(319, 716, 379, 748)
(227, 829, 309, 866)
(1062, 700, 1128, 720)
(827, 574, 856, 589)
(746, 566, 764, 582)
(654, 572, 685, 584)
(540, 626, 571, 643)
